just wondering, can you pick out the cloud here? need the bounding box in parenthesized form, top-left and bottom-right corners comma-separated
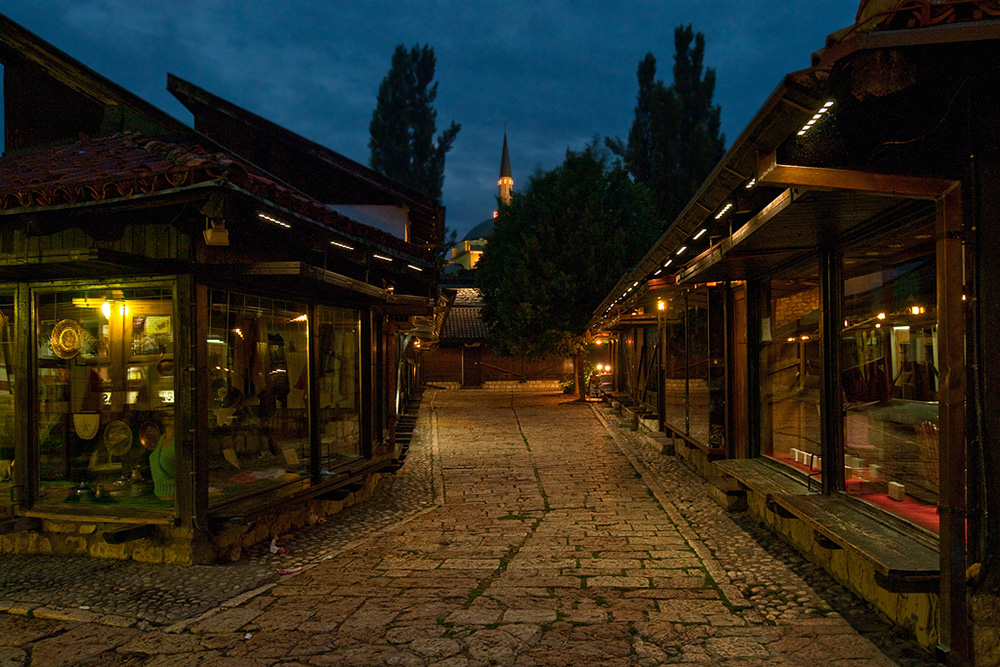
(3, 0, 858, 239)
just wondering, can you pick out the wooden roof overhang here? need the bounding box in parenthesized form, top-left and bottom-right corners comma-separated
(588, 65, 828, 331)
(0, 175, 435, 299)
(678, 182, 936, 284)
(590, 17, 1000, 332)
(242, 262, 434, 315)
(167, 75, 445, 253)
(604, 314, 658, 333)
(0, 14, 438, 294)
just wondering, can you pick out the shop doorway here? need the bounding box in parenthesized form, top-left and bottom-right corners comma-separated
(462, 344, 482, 387)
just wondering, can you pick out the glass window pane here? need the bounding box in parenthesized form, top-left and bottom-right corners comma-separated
(205, 291, 310, 507)
(0, 295, 15, 513)
(842, 235, 939, 532)
(687, 289, 710, 444)
(35, 287, 175, 510)
(317, 305, 361, 469)
(662, 302, 686, 430)
(761, 272, 822, 473)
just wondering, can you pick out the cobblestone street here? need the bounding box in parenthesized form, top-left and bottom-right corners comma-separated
(0, 390, 940, 666)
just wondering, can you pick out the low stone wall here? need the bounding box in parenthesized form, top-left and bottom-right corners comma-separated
(0, 472, 383, 565)
(430, 380, 564, 392)
(742, 486, 939, 649)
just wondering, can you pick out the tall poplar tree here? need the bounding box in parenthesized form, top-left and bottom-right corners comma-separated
(368, 44, 460, 201)
(609, 25, 725, 224)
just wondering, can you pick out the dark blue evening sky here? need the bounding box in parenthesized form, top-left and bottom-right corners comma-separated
(1, 2, 858, 240)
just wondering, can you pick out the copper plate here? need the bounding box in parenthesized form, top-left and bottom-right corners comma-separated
(138, 421, 161, 451)
(51, 319, 84, 360)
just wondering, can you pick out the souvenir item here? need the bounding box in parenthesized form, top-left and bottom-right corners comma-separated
(134, 335, 164, 356)
(138, 421, 161, 451)
(130, 466, 145, 497)
(73, 413, 100, 440)
(51, 319, 84, 359)
(212, 378, 242, 408)
(156, 358, 174, 377)
(145, 316, 171, 335)
(103, 420, 133, 456)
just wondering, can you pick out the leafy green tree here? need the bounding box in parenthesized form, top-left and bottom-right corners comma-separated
(368, 44, 460, 201)
(477, 143, 658, 398)
(608, 25, 725, 223)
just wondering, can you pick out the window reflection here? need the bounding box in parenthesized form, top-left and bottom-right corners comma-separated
(205, 291, 310, 506)
(761, 275, 821, 471)
(660, 289, 710, 444)
(662, 304, 686, 431)
(687, 290, 710, 444)
(0, 295, 15, 512)
(843, 247, 939, 531)
(35, 287, 175, 509)
(316, 306, 361, 469)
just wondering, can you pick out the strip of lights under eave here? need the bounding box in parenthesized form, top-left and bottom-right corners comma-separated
(676, 188, 794, 284)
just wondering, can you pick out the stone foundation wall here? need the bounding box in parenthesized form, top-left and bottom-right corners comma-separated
(743, 487, 939, 649)
(0, 472, 383, 565)
(972, 593, 1000, 666)
(430, 381, 563, 392)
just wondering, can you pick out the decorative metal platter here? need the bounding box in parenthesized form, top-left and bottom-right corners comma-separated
(103, 420, 133, 456)
(51, 319, 84, 359)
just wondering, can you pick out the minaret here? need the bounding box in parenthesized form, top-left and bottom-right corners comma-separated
(498, 133, 513, 206)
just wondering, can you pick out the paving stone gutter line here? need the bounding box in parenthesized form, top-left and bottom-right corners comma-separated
(590, 403, 751, 615)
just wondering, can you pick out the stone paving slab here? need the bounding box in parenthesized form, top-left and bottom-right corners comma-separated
(0, 390, 942, 665)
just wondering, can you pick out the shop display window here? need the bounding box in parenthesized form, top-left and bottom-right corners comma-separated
(205, 291, 310, 506)
(34, 286, 176, 510)
(760, 269, 821, 473)
(686, 289, 710, 445)
(0, 294, 15, 513)
(842, 236, 939, 532)
(316, 305, 361, 469)
(662, 305, 687, 431)
(641, 324, 659, 411)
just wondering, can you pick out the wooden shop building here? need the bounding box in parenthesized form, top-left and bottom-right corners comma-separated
(0, 15, 442, 563)
(590, 4, 1000, 663)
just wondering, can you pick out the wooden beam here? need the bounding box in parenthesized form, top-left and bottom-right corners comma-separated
(757, 152, 955, 199)
(679, 189, 795, 283)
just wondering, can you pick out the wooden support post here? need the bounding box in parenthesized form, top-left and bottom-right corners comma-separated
(936, 184, 969, 662)
(176, 276, 200, 529)
(819, 248, 844, 495)
(360, 308, 374, 459)
(308, 303, 321, 484)
(14, 285, 34, 508)
(746, 280, 763, 459)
